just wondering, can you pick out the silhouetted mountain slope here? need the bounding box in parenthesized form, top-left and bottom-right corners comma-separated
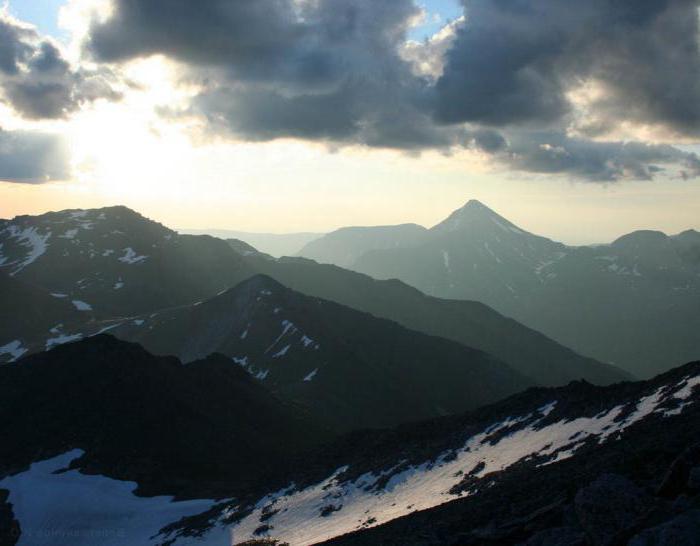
(0, 335, 327, 499)
(242, 254, 629, 387)
(0, 273, 82, 363)
(0, 206, 253, 317)
(322, 200, 700, 378)
(63, 275, 530, 432)
(299, 223, 428, 268)
(164, 360, 700, 545)
(2, 345, 698, 545)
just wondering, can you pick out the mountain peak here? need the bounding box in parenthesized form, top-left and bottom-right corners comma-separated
(431, 199, 526, 235)
(462, 199, 491, 210)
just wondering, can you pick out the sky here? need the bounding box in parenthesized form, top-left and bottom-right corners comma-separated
(0, 0, 699, 245)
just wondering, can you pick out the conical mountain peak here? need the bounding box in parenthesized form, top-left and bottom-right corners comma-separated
(431, 199, 526, 235)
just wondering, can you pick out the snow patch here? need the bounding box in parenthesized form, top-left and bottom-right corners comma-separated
(303, 368, 318, 382)
(273, 345, 291, 358)
(118, 247, 148, 264)
(0, 451, 221, 546)
(266, 320, 296, 353)
(1, 225, 51, 275)
(46, 333, 83, 350)
(72, 300, 92, 311)
(0, 340, 27, 362)
(59, 228, 79, 239)
(442, 250, 451, 272)
(233, 356, 249, 367)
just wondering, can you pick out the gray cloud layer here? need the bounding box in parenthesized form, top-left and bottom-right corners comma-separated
(0, 14, 119, 119)
(0, 128, 69, 183)
(10, 0, 693, 182)
(436, 0, 700, 137)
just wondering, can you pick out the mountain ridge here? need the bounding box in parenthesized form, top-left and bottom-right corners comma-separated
(34, 273, 532, 433)
(303, 200, 700, 378)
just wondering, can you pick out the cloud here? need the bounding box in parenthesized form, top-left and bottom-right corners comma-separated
(435, 0, 700, 138)
(500, 132, 700, 182)
(0, 12, 119, 119)
(460, 128, 700, 181)
(0, 128, 70, 183)
(90, 0, 456, 149)
(83, 0, 700, 182)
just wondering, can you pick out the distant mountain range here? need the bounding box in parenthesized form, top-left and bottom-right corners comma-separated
(2, 334, 698, 545)
(179, 228, 323, 257)
(2, 203, 700, 546)
(242, 254, 627, 387)
(37, 275, 530, 433)
(299, 223, 428, 268)
(0, 205, 626, 388)
(299, 200, 700, 378)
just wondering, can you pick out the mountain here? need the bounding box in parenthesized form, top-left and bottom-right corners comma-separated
(0, 205, 627, 389)
(0, 272, 82, 363)
(352, 199, 569, 311)
(0, 206, 254, 317)
(3, 349, 698, 546)
(37, 275, 530, 433)
(0, 335, 327, 500)
(324, 200, 700, 378)
(298, 223, 428, 268)
(180, 228, 323, 257)
(241, 254, 629, 387)
(160, 359, 700, 545)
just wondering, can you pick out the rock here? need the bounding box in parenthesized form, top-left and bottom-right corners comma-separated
(657, 444, 700, 499)
(688, 467, 700, 492)
(629, 510, 700, 545)
(575, 474, 656, 546)
(519, 526, 586, 546)
(0, 489, 19, 546)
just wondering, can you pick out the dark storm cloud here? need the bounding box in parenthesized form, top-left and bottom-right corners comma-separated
(0, 129, 70, 183)
(85, 0, 700, 181)
(0, 14, 119, 119)
(461, 128, 700, 181)
(436, 0, 700, 135)
(91, 0, 453, 149)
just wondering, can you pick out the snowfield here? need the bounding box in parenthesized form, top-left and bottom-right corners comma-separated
(1, 369, 699, 546)
(0, 451, 228, 546)
(226, 371, 700, 546)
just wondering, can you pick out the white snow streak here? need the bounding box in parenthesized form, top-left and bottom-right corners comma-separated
(118, 247, 148, 264)
(229, 374, 700, 545)
(72, 300, 93, 311)
(0, 340, 27, 362)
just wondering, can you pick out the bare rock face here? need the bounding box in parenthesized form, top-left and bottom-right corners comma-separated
(629, 511, 700, 546)
(0, 490, 19, 546)
(574, 474, 657, 546)
(519, 526, 585, 546)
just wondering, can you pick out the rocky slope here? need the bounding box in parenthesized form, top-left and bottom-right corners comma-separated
(0, 335, 328, 499)
(0, 206, 253, 317)
(178, 360, 700, 545)
(31, 275, 530, 433)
